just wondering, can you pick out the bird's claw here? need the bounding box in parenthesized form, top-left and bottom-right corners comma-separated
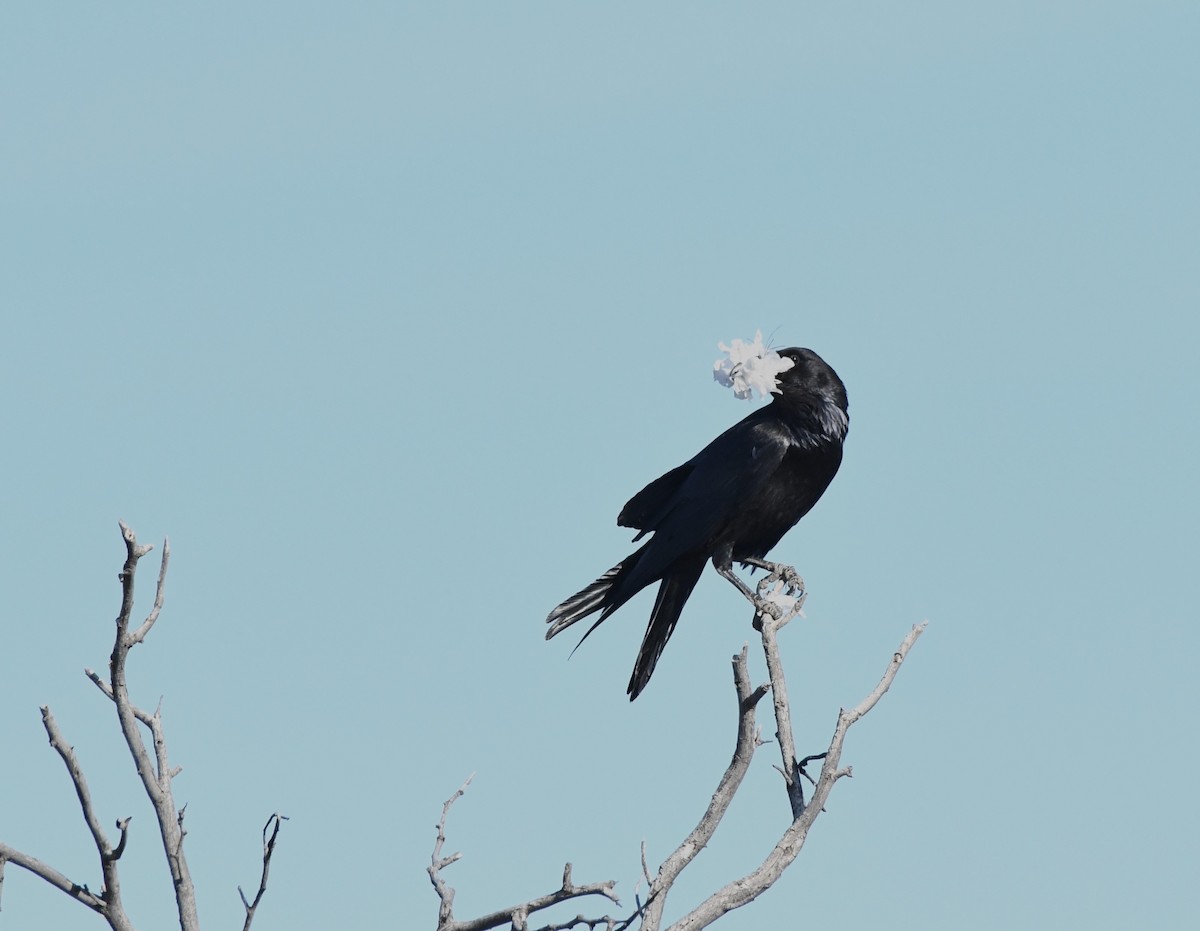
(776, 563, 805, 595)
(768, 563, 806, 592)
(752, 561, 804, 598)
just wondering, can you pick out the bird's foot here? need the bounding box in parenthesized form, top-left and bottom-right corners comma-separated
(742, 557, 804, 597)
(747, 561, 806, 630)
(717, 560, 805, 629)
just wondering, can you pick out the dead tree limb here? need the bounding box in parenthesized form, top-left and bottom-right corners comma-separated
(636, 648, 769, 930)
(666, 619, 928, 930)
(240, 813, 289, 931)
(755, 576, 809, 818)
(428, 775, 624, 931)
(0, 522, 286, 929)
(94, 521, 201, 931)
(430, 567, 926, 930)
(0, 843, 110, 918)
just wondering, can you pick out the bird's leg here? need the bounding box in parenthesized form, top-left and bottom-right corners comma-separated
(727, 558, 808, 631)
(714, 562, 762, 603)
(713, 562, 784, 629)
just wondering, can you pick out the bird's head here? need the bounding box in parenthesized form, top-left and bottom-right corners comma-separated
(771, 347, 850, 434)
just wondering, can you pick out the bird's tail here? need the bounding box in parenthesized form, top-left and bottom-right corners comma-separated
(549, 542, 662, 652)
(546, 546, 706, 700)
(545, 547, 645, 643)
(626, 554, 707, 700)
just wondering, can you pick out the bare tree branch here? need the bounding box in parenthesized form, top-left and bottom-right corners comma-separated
(110, 521, 200, 931)
(463, 862, 620, 931)
(526, 912, 628, 931)
(667, 621, 928, 930)
(111, 819, 132, 862)
(428, 775, 624, 931)
(83, 671, 184, 787)
(0, 843, 108, 915)
(637, 647, 768, 930)
(428, 773, 474, 928)
(755, 576, 809, 818)
(84, 670, 153, 726)
(239, 813, 288, 931)
(427, 561, 926, 931)
(0, 523, 286, 930)
(426, 645, 783, 931)
(40, 707, 117, 863)
(126, 533, 170, 647)
(37, 705, 134, 928)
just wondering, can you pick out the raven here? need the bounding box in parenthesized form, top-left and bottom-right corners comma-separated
(546, 347, 849, 700)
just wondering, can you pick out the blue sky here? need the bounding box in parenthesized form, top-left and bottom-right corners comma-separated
(2, 3, 1197, 929)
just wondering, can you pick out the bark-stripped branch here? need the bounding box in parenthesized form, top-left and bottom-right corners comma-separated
(637, 648, 768, 929)
(109, 521, 201, 931)
(40, 707, 121, 866)
(0, 523, 286, 930)
(428, 775, 624, 931)
(430, 565, 926, 931)
(667, 621, 928, 930)
(0, 843, 108, 915)
(755, 575, 809, 818)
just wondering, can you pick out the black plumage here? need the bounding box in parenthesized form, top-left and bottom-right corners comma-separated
(546, 347, 849, 700)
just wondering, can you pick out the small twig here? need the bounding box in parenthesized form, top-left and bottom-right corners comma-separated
(127, 537, 169, 647)
(84, 670, 156, 728)
(110, 818, 132, 862)
(840, 625, 927, 725)
(428, 773, 474, 929)
(239, 813, 287, 931)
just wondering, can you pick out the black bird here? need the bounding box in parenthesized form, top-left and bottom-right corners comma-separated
(546, 347, 849, 700)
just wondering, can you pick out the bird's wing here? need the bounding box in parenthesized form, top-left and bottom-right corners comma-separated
(619, 413, 792, 534)
(610, 416, 793, 594)
(618, 462, 694, 537)
(656, 418, 792, 540)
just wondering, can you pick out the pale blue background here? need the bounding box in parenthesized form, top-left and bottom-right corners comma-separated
(2, 4, 1197, 929)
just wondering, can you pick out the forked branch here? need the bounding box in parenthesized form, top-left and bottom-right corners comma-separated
(429, 565, 926, 931)
(637, 648, 769, 930)
(667, 619, 927, 930)
(240, 813, 289, 931)
(428, 776, 624, 931)
(0, 523, 286, 930)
